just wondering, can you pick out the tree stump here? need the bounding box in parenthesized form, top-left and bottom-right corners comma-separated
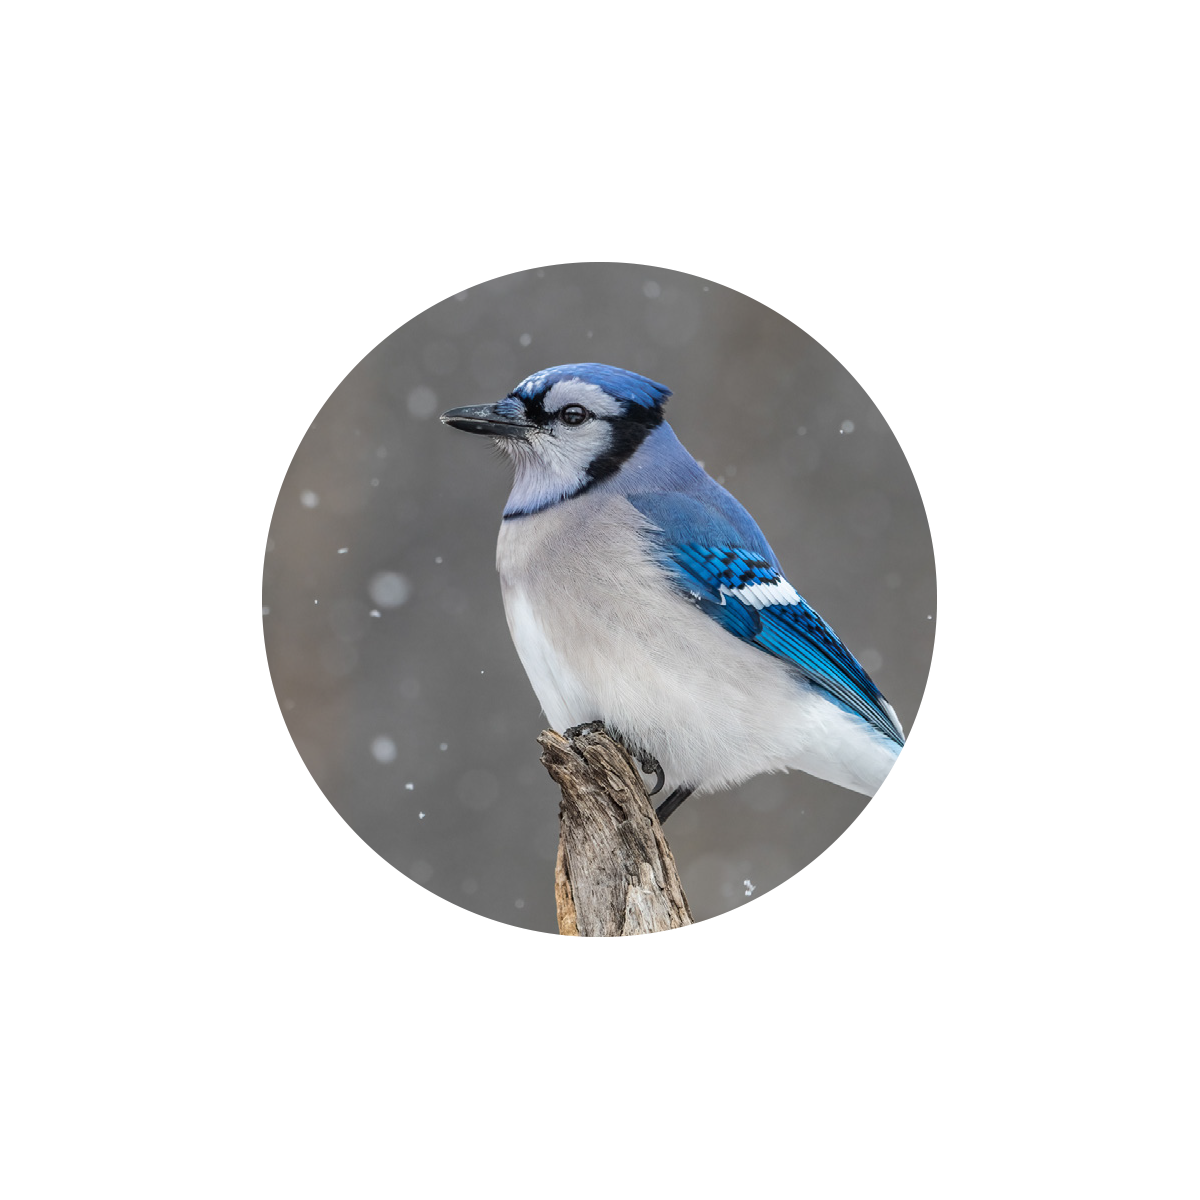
(538, 725, 693, 937)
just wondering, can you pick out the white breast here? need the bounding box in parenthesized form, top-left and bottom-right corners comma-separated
(496, 494, 899, 797)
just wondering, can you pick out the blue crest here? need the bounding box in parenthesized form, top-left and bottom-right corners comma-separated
(511, 363, 672, 411)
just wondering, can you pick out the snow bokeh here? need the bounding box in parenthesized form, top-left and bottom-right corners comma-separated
(261, 263, 937, 933)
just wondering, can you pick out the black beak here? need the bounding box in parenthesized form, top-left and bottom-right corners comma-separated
(439, 404, 533, 440)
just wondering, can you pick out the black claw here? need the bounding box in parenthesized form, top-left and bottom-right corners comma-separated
(641, 756, 665, 797)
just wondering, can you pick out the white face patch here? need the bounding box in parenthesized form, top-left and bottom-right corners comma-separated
(500, 415, 615, 516)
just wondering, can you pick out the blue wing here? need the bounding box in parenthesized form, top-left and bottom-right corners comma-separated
(629, 490, 904, 746)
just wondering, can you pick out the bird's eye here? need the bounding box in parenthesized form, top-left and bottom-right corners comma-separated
(559, 405, 590, 426)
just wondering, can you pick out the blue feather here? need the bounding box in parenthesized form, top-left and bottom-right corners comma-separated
(511, 363, 671, 411)
(629, 490, 904, 746)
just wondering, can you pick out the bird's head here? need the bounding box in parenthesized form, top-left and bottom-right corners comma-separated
(441, 363, 672, 515)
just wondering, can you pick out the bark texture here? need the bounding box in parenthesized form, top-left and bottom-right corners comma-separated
(538, 725, 693, 937)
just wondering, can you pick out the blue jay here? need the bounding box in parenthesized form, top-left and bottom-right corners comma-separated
(441, 363, 904, 822)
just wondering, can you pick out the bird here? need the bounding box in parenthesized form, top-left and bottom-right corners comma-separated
(440, 363, 904, 822)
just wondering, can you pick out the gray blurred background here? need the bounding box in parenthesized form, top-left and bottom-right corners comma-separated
(262, 262, 936, 933)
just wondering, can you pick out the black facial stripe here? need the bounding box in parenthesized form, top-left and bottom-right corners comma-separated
(579, 406, 664, 491)
(512, 389, 553, 426)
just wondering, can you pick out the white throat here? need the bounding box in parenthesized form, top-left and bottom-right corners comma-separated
(501, 421, 614, 517)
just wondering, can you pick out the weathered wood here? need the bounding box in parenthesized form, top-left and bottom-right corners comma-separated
(539, 725, 693, 937)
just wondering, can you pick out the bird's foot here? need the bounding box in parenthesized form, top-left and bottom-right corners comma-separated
(608, 728, 665, 797)
(637, 752, 665, 797)
(561, 722, 665, 799)
(563, 720, 608, 740)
